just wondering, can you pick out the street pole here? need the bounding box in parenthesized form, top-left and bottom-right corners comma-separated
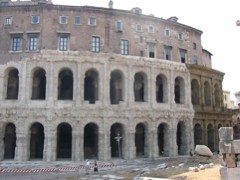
(114, 133, 122, 158)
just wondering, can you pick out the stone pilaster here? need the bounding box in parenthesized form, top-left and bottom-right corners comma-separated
(72, 127, 81, 161)
(169, 128, 177, 156)
(45, 131, 57, 162)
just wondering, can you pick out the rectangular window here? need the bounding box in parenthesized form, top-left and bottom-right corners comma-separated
(28, 34, 39, 51)
(164, 46, 172, 60)
(193, 42, 197, 50)
(4, 16, 12, 25)
(165, 29, 171, 37)
(74, 16, 81, 25)
(120, 39, 129, 55)
(180, 49, 187, 63)
(194, 55, 198, 64)
(59, 34, 69, 51)
(148, 26, 154, 33)
(116, 21, 123, 32)
(59, 16, 68, 24)
(12, 35, 22, 51)
(92, 36, 100, 52)
(31, 15, 40, 24)
(178, 32, 183, 40)
(136, 24, 142, 32)
(148, 43, 155, 58)
(88, 17, 96, 26)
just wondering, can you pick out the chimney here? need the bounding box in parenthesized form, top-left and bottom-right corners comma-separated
(108, 0, 113, 9)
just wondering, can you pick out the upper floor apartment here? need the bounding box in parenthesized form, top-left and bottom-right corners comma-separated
(0, 0, 212, 67)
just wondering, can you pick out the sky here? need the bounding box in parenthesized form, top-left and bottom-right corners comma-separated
(52, 0, 240, 101)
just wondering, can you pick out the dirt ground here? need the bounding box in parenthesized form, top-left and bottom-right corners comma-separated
(115, 155, 221, 180)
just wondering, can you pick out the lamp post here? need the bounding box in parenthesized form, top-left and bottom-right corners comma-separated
(114, 133, 122, 158)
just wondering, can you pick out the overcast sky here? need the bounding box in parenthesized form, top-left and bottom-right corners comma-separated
(52, 0, 240, 101)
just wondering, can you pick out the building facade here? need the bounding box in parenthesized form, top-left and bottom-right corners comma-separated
(0, 0, 232, 161)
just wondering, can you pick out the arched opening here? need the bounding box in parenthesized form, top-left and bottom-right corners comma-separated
(233, 125, 240, 139)
(31, 68, 46, 100)
(84, 123, 98, 159)
(214, 84, 221, 108)
(134, 72, 147, 102)
(204, 81, 211, 106)
(158, 123, 169, 156)
(30, 123, 44, 159)
(207, 124, 214, 151)
(177, 121, 187, 155)
(57, 123, 72, 159)
(6, 68, 19, 99)
(194, 123, 202, 146)
(84, 69, 99, 104)
(191, 79, 200, 105)
(156, 74, 167, 103)
(4, 123, 16, 159)
(58, 69, 73, 100)
(135, 123, 145, 157)
(175, 77, 185, 104)
(110, 123, 123, 158)
(110, 70, 124, 104)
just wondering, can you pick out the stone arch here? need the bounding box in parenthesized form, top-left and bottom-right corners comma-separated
(174, 76, 185, 104)
(84, 123, 98, 159)
(214, 83, 221, 108)
(4, 123, 16, 159)
(194, 123, 202, 146)
(156, 74, 168, 103)
(29, 122, 44, 159)
(110, 70, 124, 104)
(110, 123, 123, 158)
(135, 123, 146, 157)
(57, 122, 72, 159)
(58, 68, 73, 100)
(177, 121, 188, 155)
(134, 72, 148, 102)
(5, 68, 19, 100)
(191, 79, 200, 105)
(207, 124, 214, 151)
(31, 67, 46, 100)
(158, 123, 170, 156)
(84, 69, 99, 104)
(204, 81, 211, 106)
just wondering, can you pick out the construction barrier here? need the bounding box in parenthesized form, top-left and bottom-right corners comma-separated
(0, 163, 114, 174)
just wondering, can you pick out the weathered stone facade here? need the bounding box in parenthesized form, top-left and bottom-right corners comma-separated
(0, 0, 232, 162)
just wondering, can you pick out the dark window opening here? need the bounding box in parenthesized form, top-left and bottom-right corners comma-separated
(58, 69, 73, 100)
(6, 69, 19, 100)
(31, 69, 46, 100)
(84, 70, 98, 104)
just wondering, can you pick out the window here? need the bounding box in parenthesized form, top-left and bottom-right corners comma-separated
(193, 42, 197, 50)
(4, 16, 12, 25)
(59, 34, 69, 51)
(136, 24, 142, 32)
(120, 39, 129, 55)
(148, 26, 154, 33)
(31, 15, 40, 24)
(180, 49, 187, 63)
(74, 16, 81, 25)
(164, 46, 172, 60)
(165, 29, 171, 37)
(116, 21, 123, 32)
(194, 55, 198, 64)
(92, 36, 100, 52)
(28, 34, 39, 51)
(59, 16, 68, 24)
(178, 32, 183, 40)
(11, 35, 22, 52)
(148, 43, 155, 58)
(88, 17, 96, 26)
